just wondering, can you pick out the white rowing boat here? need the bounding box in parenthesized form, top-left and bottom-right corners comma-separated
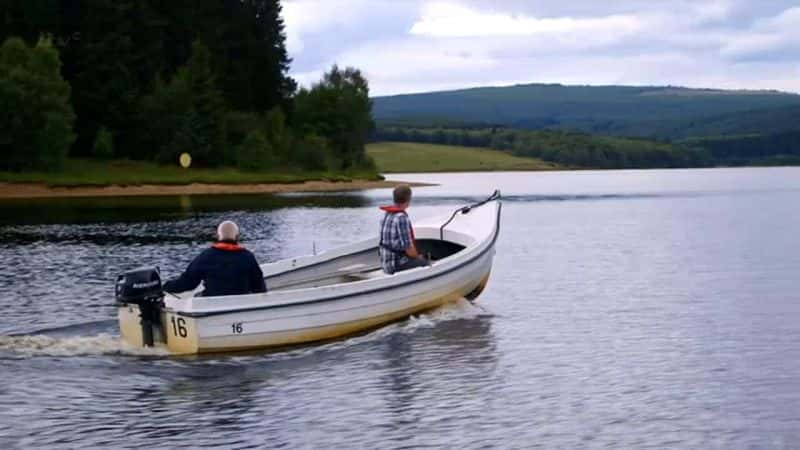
(116, 191, 502, 354)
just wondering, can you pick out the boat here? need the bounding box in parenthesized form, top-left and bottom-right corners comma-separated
(115, 191, 502, 354)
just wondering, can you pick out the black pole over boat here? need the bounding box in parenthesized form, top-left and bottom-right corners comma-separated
(440, 190, 501, 240)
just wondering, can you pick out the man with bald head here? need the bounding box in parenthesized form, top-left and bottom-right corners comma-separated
(163, 220, 267, 296)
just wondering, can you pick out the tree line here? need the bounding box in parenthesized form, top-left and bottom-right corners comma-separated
(682, 132, 800, 166)
(0, 1, 374, 172)
(375, 127, 713, 169)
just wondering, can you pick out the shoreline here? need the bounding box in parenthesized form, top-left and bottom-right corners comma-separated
(0, 180, 431, 199)
(4, 165, 792, 200)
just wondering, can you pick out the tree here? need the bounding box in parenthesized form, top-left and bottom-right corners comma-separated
(261, 107, 291, 163)
(145, 41, 227, 167)
(0, 37, 75, 170)
(0, 1, 62, 48)
(92, 126, 114, 159)
(0, 0, 297, 158)
(236, 129, 276, 171)
(152, 0, 296, 112)
(294, 65, 374, 169)
(59, 1, 164, 158)
(292, 134, 334, 171)
(212, 0, 296, 111)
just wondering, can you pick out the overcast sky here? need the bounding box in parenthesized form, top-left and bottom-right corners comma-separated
(282, 0, 800, 96)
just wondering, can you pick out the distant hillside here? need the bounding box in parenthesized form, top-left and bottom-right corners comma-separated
(366, 142, 558, 172)
(373, 84, 800, 139)
(681, 131, 800, 166)
(657, 105, 800, 140)
(374, 127, 712, 170)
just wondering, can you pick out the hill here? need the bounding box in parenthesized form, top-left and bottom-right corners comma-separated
(657, 105, 800, 139)
(373, 84, 800, 139)
(681, 131, 800, 166)
(366, 142, 559, 172)
(372, 129, 711, 170)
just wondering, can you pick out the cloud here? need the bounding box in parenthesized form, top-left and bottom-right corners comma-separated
(282, 0, 371, 53)
(409, 2, 641, 38)
(282, 0, 420, 56)
(721, 7, 800, 60)
(282, 0, 800, 95)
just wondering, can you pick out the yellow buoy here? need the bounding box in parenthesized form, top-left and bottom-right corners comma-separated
(179, 153, 192, 168)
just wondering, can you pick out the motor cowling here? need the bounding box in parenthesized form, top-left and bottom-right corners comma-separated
(115, 266, 164, 306)
(115, 267, 164, 347)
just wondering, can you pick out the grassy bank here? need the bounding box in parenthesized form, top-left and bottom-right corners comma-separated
(366, 141, 559, 173)
(0, 159, 382, 187)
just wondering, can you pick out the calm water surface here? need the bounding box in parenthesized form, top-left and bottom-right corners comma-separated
(2, 168, 800, 448)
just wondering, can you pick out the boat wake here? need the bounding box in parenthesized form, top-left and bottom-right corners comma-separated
(0, 333, 169, 358)
(253, 298, 491, 362)
(0, 300, 488, 360)
(407, 297, 489, 325)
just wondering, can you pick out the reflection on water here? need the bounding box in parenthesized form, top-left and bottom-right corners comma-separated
(3, 168, 800, 448)
(0, 193, 372, 225)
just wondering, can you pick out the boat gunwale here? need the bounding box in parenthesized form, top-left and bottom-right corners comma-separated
(258, 218, 476, 279)
(172, 201, 502, 318)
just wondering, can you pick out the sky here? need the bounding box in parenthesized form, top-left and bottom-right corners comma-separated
(282, 0, 800, 96)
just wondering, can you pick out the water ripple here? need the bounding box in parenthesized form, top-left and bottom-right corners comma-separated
(3, 170, 800, 448)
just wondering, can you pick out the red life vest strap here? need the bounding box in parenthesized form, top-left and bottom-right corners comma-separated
(213, 242, 245, 252)
(379, 205, 405, 213)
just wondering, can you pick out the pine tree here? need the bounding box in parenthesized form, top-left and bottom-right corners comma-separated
(149, 41, 227, 167)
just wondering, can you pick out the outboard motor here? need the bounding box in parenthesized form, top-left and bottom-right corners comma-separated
(115, 267, 164, 347)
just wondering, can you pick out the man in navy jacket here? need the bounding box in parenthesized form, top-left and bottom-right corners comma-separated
(164, 221, 267, 296)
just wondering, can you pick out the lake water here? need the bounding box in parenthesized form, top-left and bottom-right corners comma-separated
(2, 168, 800, 448)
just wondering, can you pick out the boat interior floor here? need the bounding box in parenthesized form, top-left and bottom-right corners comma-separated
(266, 239, 467, 292)
(343, 269, 386, 282)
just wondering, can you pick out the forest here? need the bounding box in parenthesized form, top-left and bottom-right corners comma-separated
(0, 1, 375, 173)
(374, 127, 713, 169)
(681, 132, 800, 166)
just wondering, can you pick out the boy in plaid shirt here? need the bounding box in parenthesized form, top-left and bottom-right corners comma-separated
(379, 185, 430, 274)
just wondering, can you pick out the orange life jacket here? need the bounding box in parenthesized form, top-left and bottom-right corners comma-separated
(213, 242, 245, 252)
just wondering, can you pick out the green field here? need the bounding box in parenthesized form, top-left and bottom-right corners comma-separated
(366, 142, 559, 173)
(0, 159, 381, 187)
